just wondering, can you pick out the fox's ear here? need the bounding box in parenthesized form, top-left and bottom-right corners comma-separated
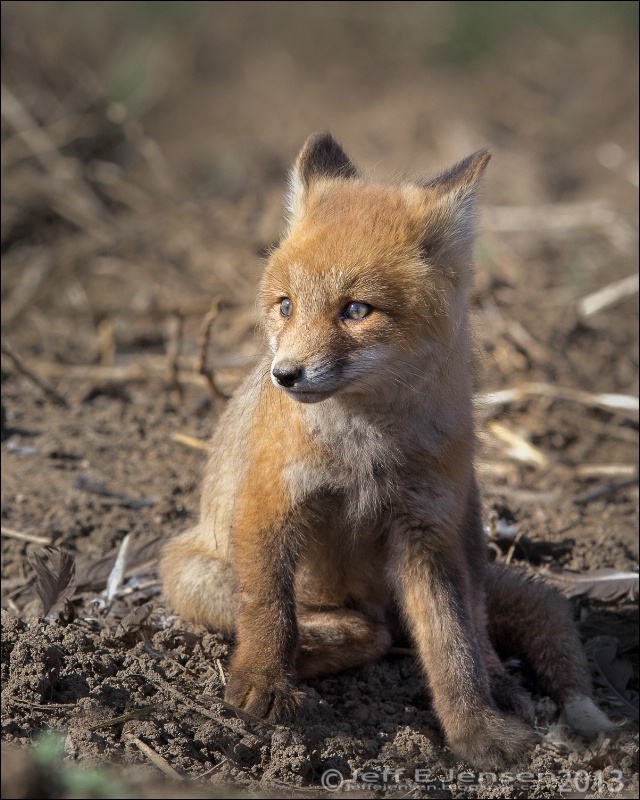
(419, 149, 491, 267)
(423, 149, 491, 198)
(286, 131, 359, 226)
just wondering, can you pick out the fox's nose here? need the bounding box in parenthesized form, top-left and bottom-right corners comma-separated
(272, 363, 303, 388)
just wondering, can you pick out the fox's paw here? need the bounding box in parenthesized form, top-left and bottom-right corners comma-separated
(225, 669, 308, 723)
(490, 671, 535, 723)
(449, 712, 538, 769)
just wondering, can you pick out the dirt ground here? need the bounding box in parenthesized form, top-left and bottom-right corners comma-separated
(1, 3, 638, 798)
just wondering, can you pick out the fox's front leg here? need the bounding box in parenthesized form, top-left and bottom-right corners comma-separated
(391, 514, 537, 768)
(224, 508, 307, 722)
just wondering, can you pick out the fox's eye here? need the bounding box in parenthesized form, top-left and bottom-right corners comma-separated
(343, 302, 372, 321)
(280, 298, 293, 317)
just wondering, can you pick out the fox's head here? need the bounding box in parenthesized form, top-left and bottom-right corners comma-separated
(260, 132, 489, 404)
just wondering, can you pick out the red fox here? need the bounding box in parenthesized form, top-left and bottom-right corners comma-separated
(161, 132, 614, 767)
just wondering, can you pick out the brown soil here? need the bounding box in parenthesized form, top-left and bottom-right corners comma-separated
(1, 3, 638, 798)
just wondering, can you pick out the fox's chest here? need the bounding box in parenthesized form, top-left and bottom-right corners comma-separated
(286, 402, 400, 519)
(292, 484, 394, 616)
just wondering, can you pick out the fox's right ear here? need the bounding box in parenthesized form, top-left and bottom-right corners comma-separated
(285, 131, 359, 227)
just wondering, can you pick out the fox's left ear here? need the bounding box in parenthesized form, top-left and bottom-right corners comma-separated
(420, 149, 491, 263)
(286, 131, 359, 227)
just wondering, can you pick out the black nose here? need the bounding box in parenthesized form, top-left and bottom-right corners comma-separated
(272, 364, 303, 388)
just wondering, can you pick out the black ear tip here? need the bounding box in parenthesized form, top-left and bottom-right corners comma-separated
(304, 130, 337, 149)
(474, 148, 491, 166)
(297, 131, 358, 183)
(300, 131, 346, 162)
(422, 148, 492, 193)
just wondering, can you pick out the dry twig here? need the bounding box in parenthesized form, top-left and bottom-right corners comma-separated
(126, 735, 184, 782)
(97, 319, 116, 366)
(504, 529, 526, 566)
(197, 301, 231, 401)
(1, 340, 69, 407)
(215, 658, 227, 686)
(1, 526, 52, 546)
(487, 422, 549, 466)
(165, 313, 184, 399)
(88, 706, 158, 731)
(575, 464, 638, 479)
(573, 477, 638, 506)
(578, 273, 639, 319)
(478, 382, 639, 418)
(169, 432, 209, 452)
(7, 696, 76, 712)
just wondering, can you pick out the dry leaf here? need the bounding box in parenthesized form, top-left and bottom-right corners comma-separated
(28, 547, 76, 623)
(114, 601, 154, 638)
(545, 568, 639, 602)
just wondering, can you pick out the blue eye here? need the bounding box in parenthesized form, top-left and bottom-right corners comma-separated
(280, 298, 293, 317)
(343, 302, 372, 321)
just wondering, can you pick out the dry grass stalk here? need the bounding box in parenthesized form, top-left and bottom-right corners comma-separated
(478, 382, 639, 417)
(169, 432, 209, 452)
(165, 313, 184, 399)
(487, 422, 549, 466)
(97, 319, 116, 366)
(157, 682, 259, 735)
(577, 272, 639, 319)
(197, 301, 231, 401)
(8, 696, 77, 712)
(1, 340, 69, 407)
(199, 758, 228, 778)
(504, 319, 552, 366)
(88, 706, 158, 731)
(504, 529, 526, 566)
(126, 735, 184, 782)
(575, 464, 638, 478)
(18, 357, 205, 387)
(573, 476, 638, 506)
(215, 658, 227, 686)
(1, 526, 52, 546)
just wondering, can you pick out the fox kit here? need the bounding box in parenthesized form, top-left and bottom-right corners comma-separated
(161, 132, 613, 766)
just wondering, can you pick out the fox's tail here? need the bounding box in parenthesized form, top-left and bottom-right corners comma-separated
(486, 563, 615, 738)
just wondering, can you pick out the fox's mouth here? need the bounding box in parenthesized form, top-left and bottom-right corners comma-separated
(280, 386, 337, 403)
(270, 360, 346, 402)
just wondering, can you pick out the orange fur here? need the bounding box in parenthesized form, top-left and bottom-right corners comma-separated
(160, 132, 613, 766)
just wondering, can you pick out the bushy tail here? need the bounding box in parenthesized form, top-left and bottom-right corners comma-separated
(486, 563, 615, 738)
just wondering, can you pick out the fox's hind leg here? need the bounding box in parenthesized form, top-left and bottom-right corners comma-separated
(295, 607, 393, 679)
(160, 527, 236, 635)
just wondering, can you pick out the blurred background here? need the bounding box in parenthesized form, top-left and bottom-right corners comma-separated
(1, 5, 638, 796)
(2, 1, 638, 350)
(2, 1, 638, 373)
